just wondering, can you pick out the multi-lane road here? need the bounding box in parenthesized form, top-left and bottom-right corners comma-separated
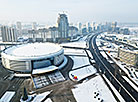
(88, 33, 138, 102)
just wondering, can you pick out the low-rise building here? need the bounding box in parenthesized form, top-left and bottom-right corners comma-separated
(118, 48, 138, 68)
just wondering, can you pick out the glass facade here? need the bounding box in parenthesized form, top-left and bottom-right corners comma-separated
(33, 60, 52, 69)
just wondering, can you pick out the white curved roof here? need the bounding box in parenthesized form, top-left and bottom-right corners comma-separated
(2, 43, 63, 60)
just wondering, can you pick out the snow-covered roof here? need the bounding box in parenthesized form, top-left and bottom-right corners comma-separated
(0, 91, 15, 102)
(32, 65, 58, 74)
(2, 43, 63, 58)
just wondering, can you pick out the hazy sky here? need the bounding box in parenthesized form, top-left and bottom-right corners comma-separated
(0, 0, 138, 24)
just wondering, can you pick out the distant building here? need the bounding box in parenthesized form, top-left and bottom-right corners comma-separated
(91, 22, 96, 31)
(91, 22, 96, 27)
(77, 22, 82, 30)
(77, 22, 82, 34)
(28, 28, 48, 42)
(22, 29, 29, 35)
(16, 21, 22, 37)
(32, 22, 37, 30)
(28, 29, 37, 42)
(0, 26, 17, 42)
(96, 24, 100, 31)
(57, 14, 69, 38)
(88, 27, 92, 33)
(49, 26, 58, 42)
(111, 21, 117, 32)
(86, 22, 92, 33)
(106, 22, 112, 32)
(115, 27, 120, 34)
(123, 28, 130, 35)
(86, 22, 90, 28)
(100, 25, 104, 31)
(69, 26, 78, 38)
(93, 26, 96, 31)
(82, 28, 87, 35)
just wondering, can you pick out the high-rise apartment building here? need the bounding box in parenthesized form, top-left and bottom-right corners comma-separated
(86, 22, 90, 28)
(77, 22, 82, 29)
(86, 22, 93, 33)
(16, 21, 22, 37)
(111, 21, 117, 32)
(91, 22, 96, 31)
(57, 14, 69, 38)
(1, 26, 17, 42)
(32, 22, 37, 30)
(77, 22, 82, 34)
(86, 22, 91, 33)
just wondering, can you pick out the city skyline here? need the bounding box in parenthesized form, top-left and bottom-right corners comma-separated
(0, 0, 138, 25)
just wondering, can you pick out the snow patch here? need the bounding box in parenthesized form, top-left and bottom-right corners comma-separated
(70, 56, 90, 69)
(72, 75, 117, 102)
(69, 65, 97, 81)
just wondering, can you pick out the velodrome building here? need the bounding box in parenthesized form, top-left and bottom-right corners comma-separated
(1, 43, 67, 75)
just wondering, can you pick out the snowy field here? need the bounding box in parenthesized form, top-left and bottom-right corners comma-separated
(61, 34, 89, 49)
(70, 56, 90, 69)
(100, 51, 109, 59)
(86, 50, 93, 59)
(69, 65, 97, 81)
(44, 98, 52, 102)
(72, 75, 117, 102)
(61, 41, 87, 49)
(64, 49, 87, 56)
(32, 91, 51, 102)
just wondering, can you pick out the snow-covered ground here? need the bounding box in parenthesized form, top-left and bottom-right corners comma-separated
(100, 50, 114, 64)
(78, 35, 89, 42)
(135, 72, 138, 78)
(96, 37, 119, 52)
(72, 75, 117, 102)
(63, 41, 91, 70)
(32, 91, 51, 102)
(86, 50, 93, 59)
(61, 34, 90, 49)
(0, 91, 15, 102)
(70, 56, 90, 69)
(64, 49, 87, 56)
(44, 98, 52, 102)
(61, 41, 86, 49)
(100, 51, 109, 59)
(69, 65, 97, 81)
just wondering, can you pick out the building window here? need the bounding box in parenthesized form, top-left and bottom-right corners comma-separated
(33, 60, 52, 69)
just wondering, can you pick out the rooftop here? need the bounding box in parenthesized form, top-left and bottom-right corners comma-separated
(3, 43, 63, 57)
